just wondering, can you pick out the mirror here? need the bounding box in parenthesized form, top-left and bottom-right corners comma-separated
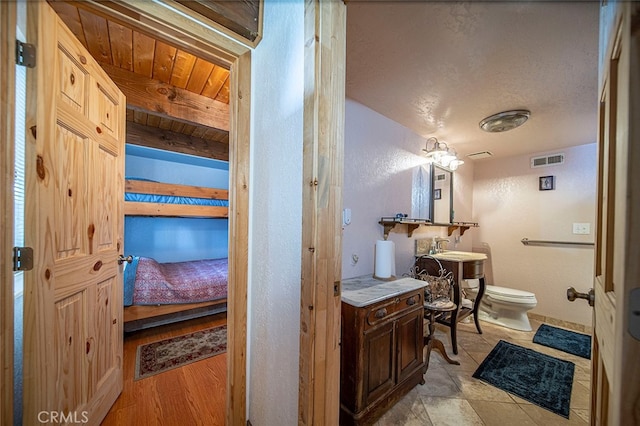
(432, 165, 453, 224)
(411, 165, 432, 220)
(411, 164, 453, 224)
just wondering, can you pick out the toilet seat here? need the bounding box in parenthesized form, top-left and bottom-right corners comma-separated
(486, 285, 537, 304)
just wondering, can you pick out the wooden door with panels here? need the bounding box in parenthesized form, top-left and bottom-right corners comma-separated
(23, 2, 125, 424)
(590, 3, 640, 425)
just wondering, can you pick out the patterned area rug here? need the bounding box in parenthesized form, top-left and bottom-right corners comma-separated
(135, 325, 226, 380)
(533, 323, 592, 359)
(473, 340, 575, 418)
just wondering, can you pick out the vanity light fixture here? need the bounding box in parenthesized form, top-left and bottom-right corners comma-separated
(448, 157, 465, 171)
(479, 109, 531, 133)
(422, 137, 464, 170)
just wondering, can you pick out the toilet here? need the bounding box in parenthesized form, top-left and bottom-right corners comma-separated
(463, 242, 538, 331)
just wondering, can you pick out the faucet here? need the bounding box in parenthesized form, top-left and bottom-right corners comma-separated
(434, 237, 450, 253)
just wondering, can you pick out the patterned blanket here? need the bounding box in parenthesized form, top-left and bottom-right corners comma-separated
(124, 257, 228, 306)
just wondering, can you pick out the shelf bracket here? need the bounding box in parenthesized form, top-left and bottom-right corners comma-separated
(381, 222, 395, 240)
(448, 224, 475, 236)
(407, 224, 420, 238)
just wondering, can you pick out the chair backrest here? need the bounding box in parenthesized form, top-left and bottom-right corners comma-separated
(422, 274, 452, 303)
(409, 255, 453, 303)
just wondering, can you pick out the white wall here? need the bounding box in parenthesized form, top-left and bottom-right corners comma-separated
(342, 99, 475, 280)
(249, 1, 304, 424)
(473, 144, 596, 326)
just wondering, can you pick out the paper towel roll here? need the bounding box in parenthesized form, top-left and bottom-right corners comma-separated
(374, 240, 396, 280)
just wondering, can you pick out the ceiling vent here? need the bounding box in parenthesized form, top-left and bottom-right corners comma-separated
(530, 153, 565, 168)
(466, 151, 493, 160)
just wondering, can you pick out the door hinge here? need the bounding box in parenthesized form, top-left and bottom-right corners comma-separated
(13, 247, 34, 271)
(15, 40, 36, 68)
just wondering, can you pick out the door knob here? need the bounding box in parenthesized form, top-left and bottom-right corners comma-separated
(566, 287, 595, 307)
(118, 254, 133, 265)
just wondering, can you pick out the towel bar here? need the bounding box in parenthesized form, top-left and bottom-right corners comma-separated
(521, 238, 594, 247)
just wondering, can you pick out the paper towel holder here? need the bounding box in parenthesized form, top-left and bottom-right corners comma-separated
(373, 240, 397, 281)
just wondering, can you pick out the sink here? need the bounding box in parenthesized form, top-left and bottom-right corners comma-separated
(431, 251, 487, 262)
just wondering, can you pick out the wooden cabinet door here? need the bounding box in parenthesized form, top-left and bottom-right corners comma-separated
(23, 2, 125, 424)
(396, 308, 423, 384)
(363, 322, 395, 407)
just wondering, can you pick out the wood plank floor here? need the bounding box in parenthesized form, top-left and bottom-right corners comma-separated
(102, 313, 227, 425)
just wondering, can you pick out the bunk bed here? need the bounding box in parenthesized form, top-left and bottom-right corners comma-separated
(124, 178, 229, 217)
(123, 178, 229, 331)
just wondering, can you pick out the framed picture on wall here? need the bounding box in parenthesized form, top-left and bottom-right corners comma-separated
(539, 175, 555, 191)
(434, 188, 442, 200)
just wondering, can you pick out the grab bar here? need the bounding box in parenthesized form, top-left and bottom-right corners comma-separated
(521, 238, 594, 247)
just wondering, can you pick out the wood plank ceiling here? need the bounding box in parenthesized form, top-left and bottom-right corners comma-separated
(49, 1, 231, 162)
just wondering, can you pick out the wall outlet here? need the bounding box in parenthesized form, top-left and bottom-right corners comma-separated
(572, 223, 591, 235)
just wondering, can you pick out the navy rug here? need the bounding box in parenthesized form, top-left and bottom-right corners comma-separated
(473, 340, 575, 418)
(533, 324, 591, 359)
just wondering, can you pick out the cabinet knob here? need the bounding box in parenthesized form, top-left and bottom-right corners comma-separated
(374, 308, 387, 319)
(406, 297, 417, 306)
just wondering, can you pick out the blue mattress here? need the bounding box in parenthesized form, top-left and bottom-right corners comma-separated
(124, 192, 228, 207)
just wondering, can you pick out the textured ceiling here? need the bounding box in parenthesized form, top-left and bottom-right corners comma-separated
(346, 1, 600, 160)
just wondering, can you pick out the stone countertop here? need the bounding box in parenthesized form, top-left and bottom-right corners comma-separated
(341, 275, 425, 308)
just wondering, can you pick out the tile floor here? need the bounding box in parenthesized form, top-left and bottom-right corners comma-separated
(376, 317, 591, 426)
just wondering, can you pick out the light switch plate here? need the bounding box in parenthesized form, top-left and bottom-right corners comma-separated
(572, 223, 591, 235)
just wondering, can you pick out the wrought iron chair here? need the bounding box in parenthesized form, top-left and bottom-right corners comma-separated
(409, 255, 460, 371)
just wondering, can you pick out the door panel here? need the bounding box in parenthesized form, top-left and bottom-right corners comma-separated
(90, 82, 121, 139)
(396, 309, 423, 383)
(53, 125, 85, 259)
(53, 293, 85, 411)
(592, 15, 619, 426)
(93, 146, 117, 251)
(592, 3, 640, 424)
(23, 2, 125, 424)
(58, 48, 87, 113)
(364, 322, 395, 406)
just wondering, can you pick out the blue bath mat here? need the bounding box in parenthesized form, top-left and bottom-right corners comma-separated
(533, 324, 591, 359)
(473, 340, 575, 418)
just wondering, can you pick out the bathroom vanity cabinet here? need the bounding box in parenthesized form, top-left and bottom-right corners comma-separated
(340, 276, 426, 425)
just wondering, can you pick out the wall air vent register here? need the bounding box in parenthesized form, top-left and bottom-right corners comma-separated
(530, 153, 565, 168)
(466, 151, 493, 160)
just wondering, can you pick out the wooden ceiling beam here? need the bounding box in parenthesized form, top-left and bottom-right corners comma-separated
(174, 0, 260, 42)
(126, 121, 229, 162)
(100, 63, 229, 131)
